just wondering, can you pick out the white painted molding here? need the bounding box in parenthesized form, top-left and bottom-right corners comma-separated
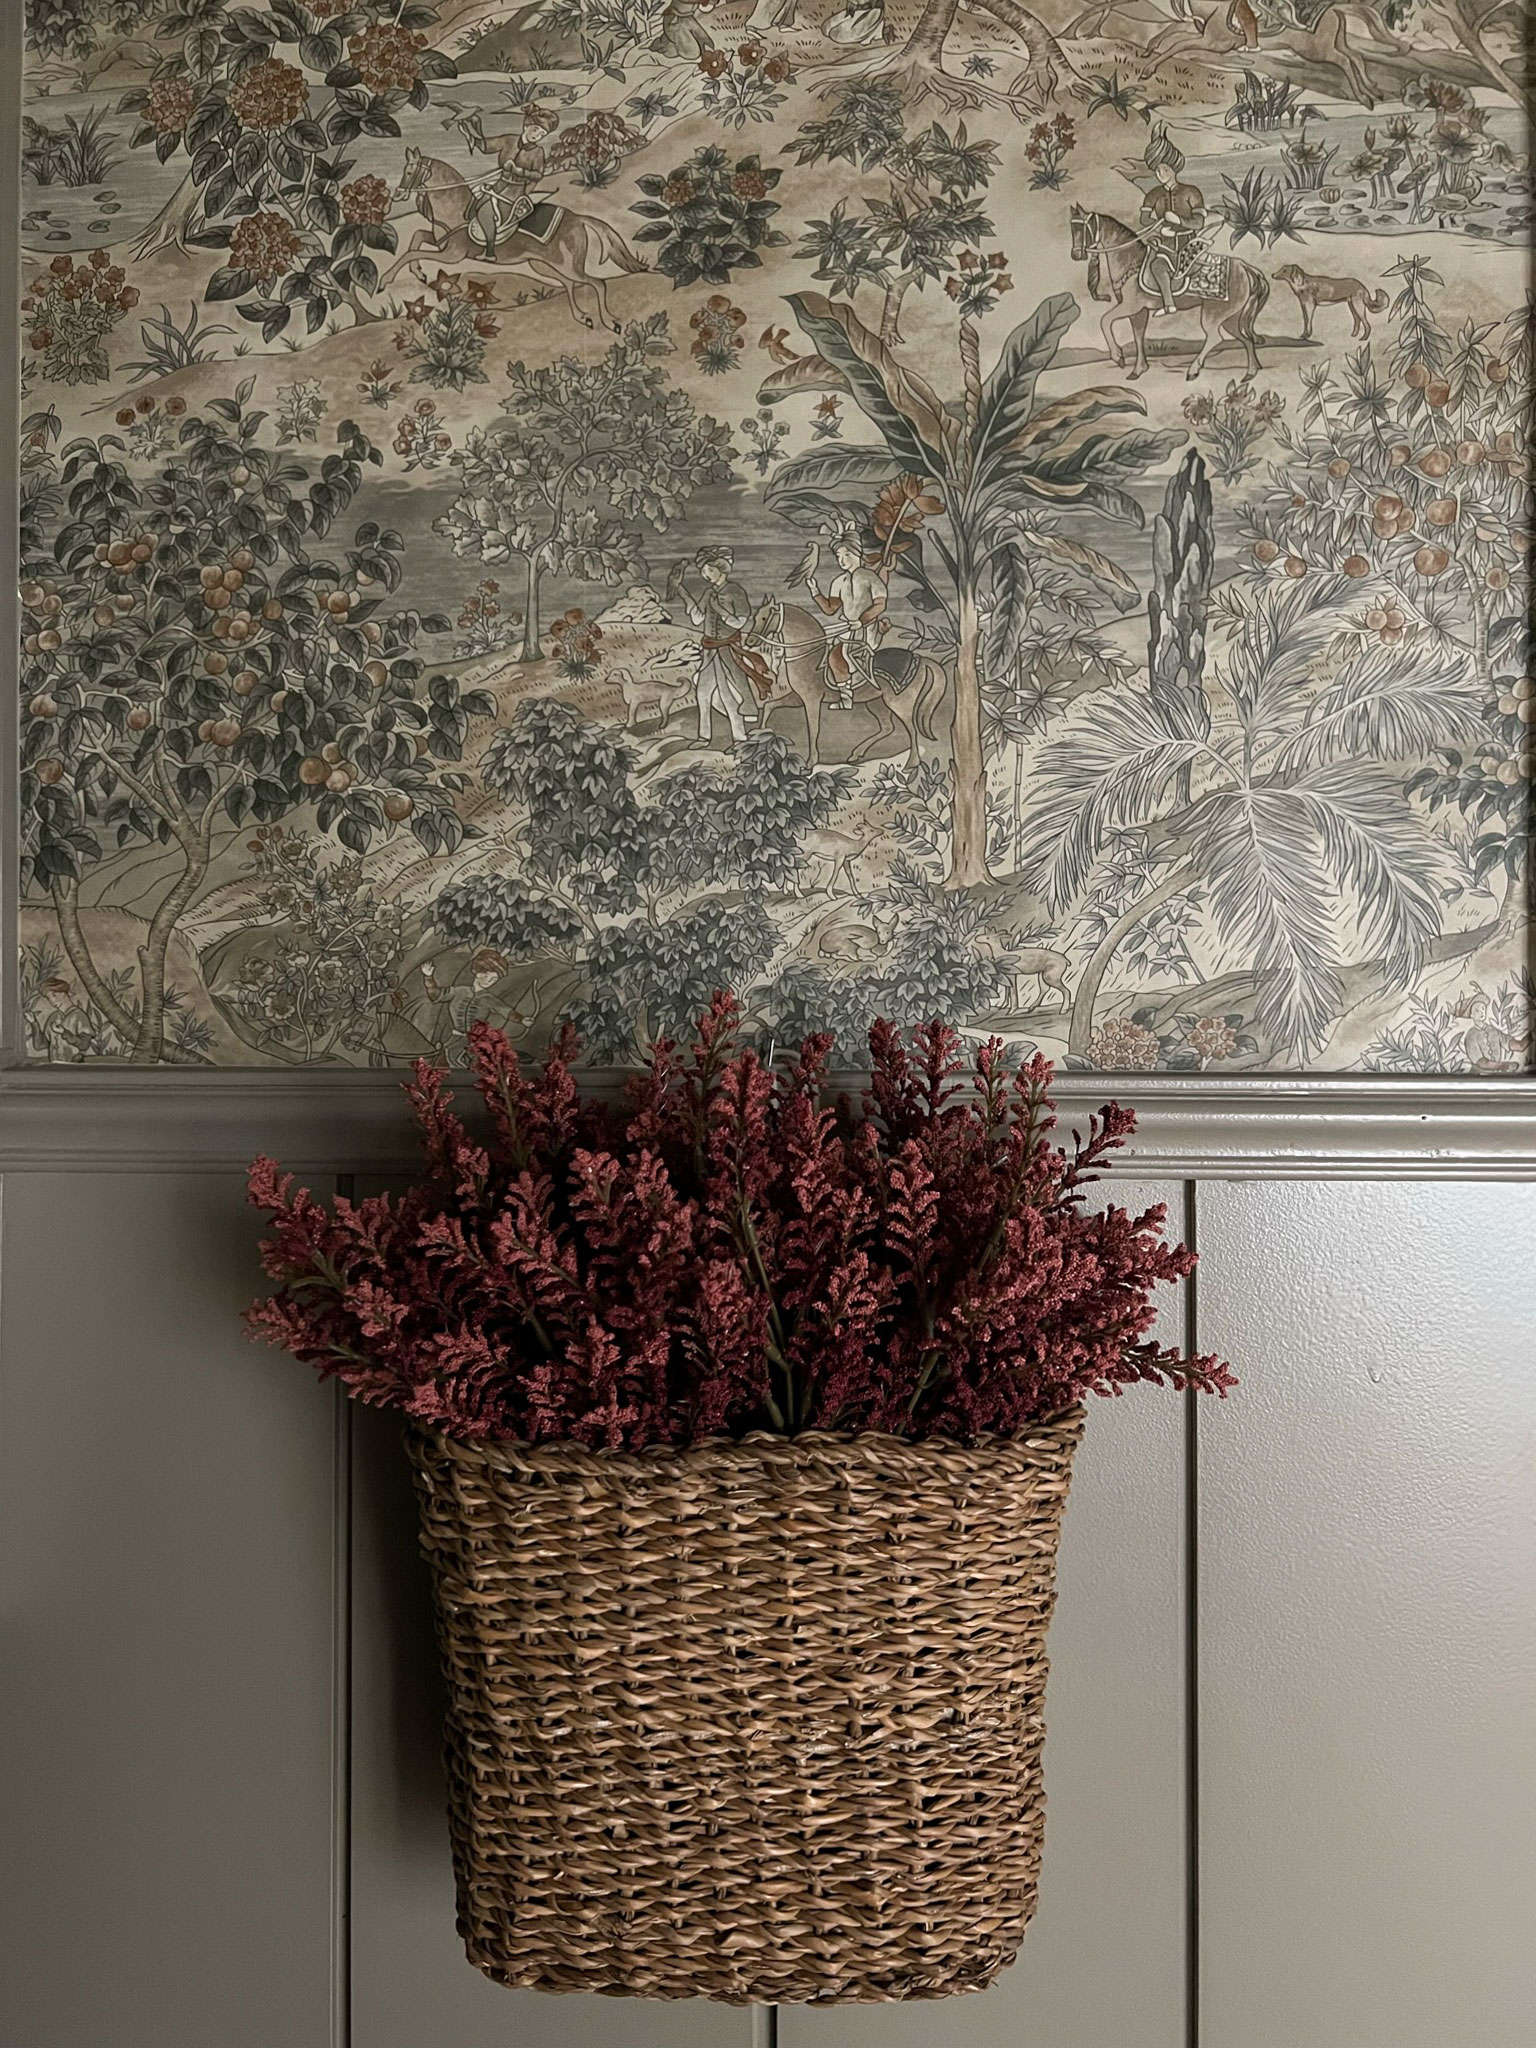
(2, 1069, 1532, 1176)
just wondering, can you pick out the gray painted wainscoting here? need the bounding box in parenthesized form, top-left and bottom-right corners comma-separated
(2, 1148, 1533, 2046)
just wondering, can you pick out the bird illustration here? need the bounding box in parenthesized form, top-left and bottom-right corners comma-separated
(759, 325, 800, 365)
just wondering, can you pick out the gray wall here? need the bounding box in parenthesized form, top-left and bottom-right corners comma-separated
(2, 1146, 1533, 2046)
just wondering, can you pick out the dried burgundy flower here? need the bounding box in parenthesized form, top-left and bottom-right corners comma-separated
(249, 997, 1233, 1450)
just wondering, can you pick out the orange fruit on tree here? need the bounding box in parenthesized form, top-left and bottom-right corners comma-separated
(126, 705, 152, 731)
(1425, 496, 1458, 526)
(299, 756, 328, 785)
(326, 766, 353, 793)
(36, 758, 64, 784)
(1413, 544, 1450, 577)
(1341, 554, 1371, 577)
(209, 719, 241, 748)
(382, 791, 414, 822)
(1424, 379, 1451, 409)
(1252, 538, 1280, 564)
(1284, 555, 1307, 577)
(1404, 361, 1429, 389)
(1419, 448, 1452, 478)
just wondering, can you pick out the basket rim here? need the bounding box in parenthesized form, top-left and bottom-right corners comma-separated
(407, 1406, 1085, 1478)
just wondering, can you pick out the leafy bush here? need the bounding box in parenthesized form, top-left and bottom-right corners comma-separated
(630, 147, 786, 288)
(248, 995, 1233, 1447)
(23, 250, 138, 385)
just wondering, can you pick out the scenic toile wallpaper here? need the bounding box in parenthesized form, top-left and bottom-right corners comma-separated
(16, 0, 1532, 1071)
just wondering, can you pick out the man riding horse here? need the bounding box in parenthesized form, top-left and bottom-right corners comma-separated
(462, 102, 561, 257)
(1139, 126, 1211, 319)
(803, 535, 889, 709)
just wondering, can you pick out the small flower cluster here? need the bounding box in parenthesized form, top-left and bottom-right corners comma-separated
(145, 74, 195, 137)
(698, 39, 792, 128)
(1183, 377, 1286, 484)
(393, 394, 453, 470)
(549, 607, 603, 678)
(229, 56, 310, 133)
(348, 23, 428, 93)
(359, 356, 401, 408)
(455, 577, 522, 655)
(341, 174, 393, 227)
(1025, 112, 1077, 190)
(689, 292, 748, 374)
(112, 388, 187, 460)
(395, 272, 498, 392)
(549, 109, 638, 188)
(248, 997, 1233, 1450)
(23, 249, 139, 385)
(231, 209, 303, 282)
(944, 248, 1013, 319)
(812, 394, 843, 440)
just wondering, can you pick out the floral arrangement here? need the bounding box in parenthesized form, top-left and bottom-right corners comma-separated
(248, 996, 1233, 1450)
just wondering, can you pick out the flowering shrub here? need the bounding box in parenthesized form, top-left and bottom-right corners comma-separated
(23, 250, 138, 385)
(630, 148, 786, 288)
(689, 293, 748, 374)
(395, 271, 499, 391)
(249, 996, 1232, 1448)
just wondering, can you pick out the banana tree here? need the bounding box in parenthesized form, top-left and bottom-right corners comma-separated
(761, 289, 1181, 886)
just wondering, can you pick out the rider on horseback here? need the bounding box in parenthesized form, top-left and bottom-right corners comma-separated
(804, 536, 888, 710)
(465, 102, 559, 258)
(1139, 126, 1207, 319)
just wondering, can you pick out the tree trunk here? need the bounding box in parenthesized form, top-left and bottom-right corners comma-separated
(132, 834, 210, 1063)
(131, 171, 199, 262)
(948, 578, 991, 888)
(900, 0, 961, 61)
(879, 271, 916, 346)
(972, 0, 1076, 96)
(521, 554, 543, 664)
(50, 879, 139, 1047)
(1066, 859, 1198, 1059)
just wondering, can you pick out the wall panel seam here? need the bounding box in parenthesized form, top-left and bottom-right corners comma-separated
(332, 1169, 355, 2048)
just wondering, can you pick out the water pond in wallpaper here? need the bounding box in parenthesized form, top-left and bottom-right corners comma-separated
(17, 0, 1532, 1070)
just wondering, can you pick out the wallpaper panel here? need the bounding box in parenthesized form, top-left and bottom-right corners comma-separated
(16, 0, 1532, 1070)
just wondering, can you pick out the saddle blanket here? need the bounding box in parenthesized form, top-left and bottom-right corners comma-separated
(471, 196, 563, 254)
(1180, 247, 1230, 297)
(1138, 246, 1230, 301)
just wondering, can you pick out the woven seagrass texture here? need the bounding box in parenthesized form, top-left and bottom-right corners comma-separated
(407, 1412, 1084, 2005)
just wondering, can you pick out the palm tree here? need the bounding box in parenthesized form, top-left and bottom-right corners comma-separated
(763, 290, 1179, 887)
(1022, 566, 1486, 1063)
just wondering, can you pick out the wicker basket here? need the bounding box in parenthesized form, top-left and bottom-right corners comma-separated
(407, 1410, 1084, 2005)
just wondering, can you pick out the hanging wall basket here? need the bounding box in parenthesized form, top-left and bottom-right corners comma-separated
(407, 1409, 1084, 2006)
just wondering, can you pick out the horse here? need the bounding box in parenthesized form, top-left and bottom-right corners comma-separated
(378, 148, 647, 332)
(749, 599, 947, 770)
(1068, 204, 1269, 382)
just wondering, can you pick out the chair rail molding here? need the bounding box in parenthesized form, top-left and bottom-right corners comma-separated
(3, 1069, 1533, 1177)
